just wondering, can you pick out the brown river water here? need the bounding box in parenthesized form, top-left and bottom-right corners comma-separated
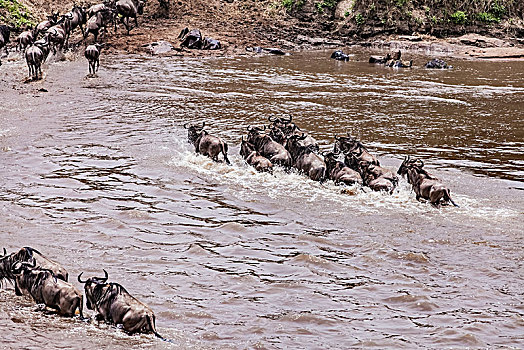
(0, 49, 523, 349)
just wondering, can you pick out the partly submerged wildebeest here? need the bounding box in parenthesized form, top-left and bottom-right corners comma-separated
(267, 115, 318, 150)
(425, 58, 451, 69)
(0, 247, 68, 294)
(247, 126, 292, 168)
(331, 50, 350, 61)
(78, 270, 163, 336)
(115, 0, 144, 34)
(11, 260, 83, 317)
(85, 43, 103, 75)
(240, 136, 273, 173)
(184, 122, 231, 164)
(286, 134, 326, 182)
(323, 151, 362, 186)
(398, 156, 458, 207)
(358, 160, 398, 193)
(334, 134, 380, 171)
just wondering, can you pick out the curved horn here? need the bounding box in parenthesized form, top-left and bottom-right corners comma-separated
(247, 125, 252, 131)
(284, 114, 292, 123)
(2, 248, 6, 256)
(262, 125, 266, 131)
(418, 159, 424, 167)
(78, 272, 87, 283)
(299, 133, 307, 140)
(183, 122, 189, 129)
(201, 122, 205, 128)
(268, 116, 277, 122)
(334, 135, 340, 141)
(101, 269, 108, 282)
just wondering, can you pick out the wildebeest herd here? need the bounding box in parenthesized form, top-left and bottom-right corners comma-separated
(0, 246, 165, 339)
(185, 115, 458, 208)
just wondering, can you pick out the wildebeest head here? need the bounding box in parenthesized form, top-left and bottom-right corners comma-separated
(286, 133, 308, 159)
(77, 269, 109, 310)
(137, 0, 144, 15)
(240, 136, 256, 159)
(246, 125, 266, 144)
(184, 122, 206, 145)
(333, 134, 360, 154)
(397, 156, 423, 177)
(268, 115, 292, 129)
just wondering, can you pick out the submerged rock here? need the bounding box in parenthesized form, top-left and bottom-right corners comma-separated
(425, 58, 452, 69)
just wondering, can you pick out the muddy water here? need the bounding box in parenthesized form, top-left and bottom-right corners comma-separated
(0, 50, 523, 349)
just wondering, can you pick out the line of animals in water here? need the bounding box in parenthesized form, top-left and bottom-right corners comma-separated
(0, 246, 169, 340)
(185, 115, 458, 208)
(332, 49, 452, 69)
(0, 0, 221, 79)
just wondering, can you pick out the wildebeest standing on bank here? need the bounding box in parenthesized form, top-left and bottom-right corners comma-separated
(78, 270, 163, 337)
(116, 0, 144, 35)
(0, 24, 12, 66)
(17, 29, 34, 53)
(397, 156, 458, 207)
(12, 261, 83, 317)
(85, 43, 103, 75)
(184, 122, 231, 164)
(84, 9, 113, 43)
(25, 44, 46, 80)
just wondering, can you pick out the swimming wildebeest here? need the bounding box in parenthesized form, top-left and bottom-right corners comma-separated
(0, 247, 68, 294)
(397, 156, 458, 207)
(286, 134, 326, 182)
(184, 122, 231, 164)
(333, 134, 380, 171)
(323, 151, 362, 186)
(247, 125, 292, 168)
(115, 0, 144, 34)
(85, 43, 103, 75)
(11, 260, 83, 317)
(331, 50, 350, 61)
(78, 270, 163, 337)
(240, 136, 273, 173)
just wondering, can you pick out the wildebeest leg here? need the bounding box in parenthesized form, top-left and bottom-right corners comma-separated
(96, 58, 99, 72)
(221, 143, 231, 165)
(445, 189, 459, 207)
(14, 281, 22, 296)
(134, 15, 138, 29)
(37, 64, 42, 80)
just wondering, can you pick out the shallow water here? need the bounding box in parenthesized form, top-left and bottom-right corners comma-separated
(0, 49, 523, 349)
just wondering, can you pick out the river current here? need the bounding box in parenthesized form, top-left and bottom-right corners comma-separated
(0, 50, 523, 349)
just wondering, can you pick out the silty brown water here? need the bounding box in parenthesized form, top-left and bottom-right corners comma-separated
(0, 50, 523, 349)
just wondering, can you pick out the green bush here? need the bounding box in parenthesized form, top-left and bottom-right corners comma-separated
(355, 12, 364, 25)
(316, 0, 338, 12)
(477, 12, 500, 23)
(450, 10, 467, 24)
(0, 0, 35, 28)
(490, 0, 506, 18)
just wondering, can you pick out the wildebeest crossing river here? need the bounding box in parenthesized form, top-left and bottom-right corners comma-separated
(0, 50, 523, 349)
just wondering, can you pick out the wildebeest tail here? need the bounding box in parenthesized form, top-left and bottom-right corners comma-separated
(147, 314, 172, 342)
(445, 189, 459, 207)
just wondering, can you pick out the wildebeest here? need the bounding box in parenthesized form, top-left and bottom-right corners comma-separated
(17, 29, 34, 52)
(78, 270, 163, 336)
(46, 16, 71, 53)
(202, 37, 221, 50)
(247, 126, 292, 168)
(331, 50, 350, 61)
(115, 0, 144, 34)
(286, 134, 326, 181)
(0, 247, 68, 294)
(358, 159, 398, 193)
(267, 115, 318, 150)
(184, 122, 231, 164)
(0, 24, 11, 66)
(323, 151, 362, 186)
(33, 12, 60, 39)
(12, 260, 83, 317)
(65, 5, 88, 36)
(333, 134, 380, 171)
(84, 9, 112, 43)
(25, 44, 46, 80)
(179, 28, 203, 49)
(397, 156, 458, 207)
(240, 136, 273, 173)
(85, 43, 103, 75)
(425, 58, 451, 69)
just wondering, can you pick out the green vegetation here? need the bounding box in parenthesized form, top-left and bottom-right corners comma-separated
(355, 12, 364, 24)
(0, 0, 35, 28)
(395, 0, 408, 7)
(477, 11, 499, 23)
(281, 0, 305, 12)
(450, 10, 467, 24)
(316, 0, 338, 13)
